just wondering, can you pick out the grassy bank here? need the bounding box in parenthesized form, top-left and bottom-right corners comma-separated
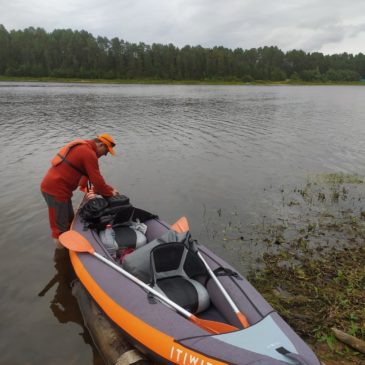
(245, 173, 365, 365)
(206, 173, 365, 365)
(248, 243, 365, 365)
(1, 75, 365, 86)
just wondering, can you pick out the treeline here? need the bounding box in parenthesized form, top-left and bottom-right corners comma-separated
(1, 24, 365, 82)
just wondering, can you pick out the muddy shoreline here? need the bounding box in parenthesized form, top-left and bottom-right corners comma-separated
(214, 173, 365, 365)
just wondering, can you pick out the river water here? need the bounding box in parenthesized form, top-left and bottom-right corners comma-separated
(1, 82, 365, 364)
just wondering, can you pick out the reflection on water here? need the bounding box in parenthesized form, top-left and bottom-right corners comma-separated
(38, 250, 78, 323)
(38, 249, 103, 365)
(1, 82, 365, 364)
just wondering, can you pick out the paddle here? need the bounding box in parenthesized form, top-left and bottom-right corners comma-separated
(59, 230, 238, 335)
(172, 216, 250, 329)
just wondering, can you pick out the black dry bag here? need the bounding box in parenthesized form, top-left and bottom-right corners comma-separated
(79, 197, 109, 223)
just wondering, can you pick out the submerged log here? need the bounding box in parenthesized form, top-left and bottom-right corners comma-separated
(331, 327, 365, 354)
(72, 280, 152, 365)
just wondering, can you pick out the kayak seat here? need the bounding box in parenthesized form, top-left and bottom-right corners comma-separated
(122, 230, 190, 283)
(150, 242, 210, 314)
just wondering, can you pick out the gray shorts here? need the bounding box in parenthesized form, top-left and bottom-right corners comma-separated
(42, 192, 74, 238)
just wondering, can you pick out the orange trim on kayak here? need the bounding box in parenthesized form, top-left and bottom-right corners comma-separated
(70, 250, 228, 365)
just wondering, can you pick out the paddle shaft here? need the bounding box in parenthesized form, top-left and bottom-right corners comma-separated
(94, 252, 193, 318)
(196, 251, 249, 328)
(60, 229, 238, 334)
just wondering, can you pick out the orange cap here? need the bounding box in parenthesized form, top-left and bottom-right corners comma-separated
(97, 133, 116, 155)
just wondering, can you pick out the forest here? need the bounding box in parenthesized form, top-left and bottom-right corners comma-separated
(1, 24, 365, 82)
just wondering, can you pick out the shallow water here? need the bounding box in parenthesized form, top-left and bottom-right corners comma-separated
(1, 82, 365, 364)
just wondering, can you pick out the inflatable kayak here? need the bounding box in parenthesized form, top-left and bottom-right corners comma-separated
(60, 194, 321, 365)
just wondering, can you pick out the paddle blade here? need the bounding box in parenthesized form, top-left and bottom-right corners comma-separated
(237, 312, 250, 329)
(59, 230, 95, 254)
(190, 315, 238, 334)
(171, 216, 190, 233)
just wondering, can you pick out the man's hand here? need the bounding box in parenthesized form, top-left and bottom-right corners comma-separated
(112, 189, 119, 196)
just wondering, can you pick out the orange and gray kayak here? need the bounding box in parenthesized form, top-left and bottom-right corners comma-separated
(63, 195, 321, 365)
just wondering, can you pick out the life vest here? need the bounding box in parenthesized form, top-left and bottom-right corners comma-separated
(51, 139, 87, 175)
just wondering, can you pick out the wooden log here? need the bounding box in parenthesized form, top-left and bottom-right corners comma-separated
(331, 327, 365, 354)
(72, 280, 152, 365)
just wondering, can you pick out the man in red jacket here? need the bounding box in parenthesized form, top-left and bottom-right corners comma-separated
(41, 133, 119, 248)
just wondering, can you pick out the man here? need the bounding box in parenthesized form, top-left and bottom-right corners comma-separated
(41, 133, 119, 248)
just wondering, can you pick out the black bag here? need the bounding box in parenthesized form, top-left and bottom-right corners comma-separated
(80, 195, 134, 230)
(80, 193, 158, 231)
(79, 197, 109, 223)
(105, 194, 130, 207)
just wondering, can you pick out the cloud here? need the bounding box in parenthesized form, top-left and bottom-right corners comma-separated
(1, 0, 365, 54)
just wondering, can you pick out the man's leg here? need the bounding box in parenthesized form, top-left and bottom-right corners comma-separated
(42, 192, 74, 248)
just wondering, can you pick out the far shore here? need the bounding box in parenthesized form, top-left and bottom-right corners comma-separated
(1, 75, 365, 86)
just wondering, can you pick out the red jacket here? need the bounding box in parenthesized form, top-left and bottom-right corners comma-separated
(41, 140, 114, 201)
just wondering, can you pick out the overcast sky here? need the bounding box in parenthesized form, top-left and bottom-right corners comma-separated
(1, 0, 365, 55)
